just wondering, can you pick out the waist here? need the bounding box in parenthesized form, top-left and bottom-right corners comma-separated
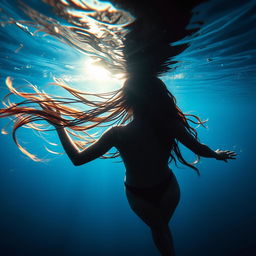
(124, 168, 174, 189)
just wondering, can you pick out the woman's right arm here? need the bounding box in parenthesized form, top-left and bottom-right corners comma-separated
(173, 120, 236, 162)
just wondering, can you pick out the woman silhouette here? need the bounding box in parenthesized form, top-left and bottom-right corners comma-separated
(0, 57, 236, 256)
(43, 75, 236, 256)
(0, 1, 237, 256)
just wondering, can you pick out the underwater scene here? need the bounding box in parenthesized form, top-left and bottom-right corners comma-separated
(0, 0, 255, 255)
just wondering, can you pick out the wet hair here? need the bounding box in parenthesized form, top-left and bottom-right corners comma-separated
(0, 75, 204, 172)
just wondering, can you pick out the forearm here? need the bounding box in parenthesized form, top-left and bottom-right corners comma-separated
(55, 126, 80, 164)
(174, 120, 236, 161)
(195, 144, 218, 158)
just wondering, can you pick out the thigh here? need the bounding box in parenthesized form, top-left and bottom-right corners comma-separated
(125, 188, 167, 228)
(159, 174, 180, 223)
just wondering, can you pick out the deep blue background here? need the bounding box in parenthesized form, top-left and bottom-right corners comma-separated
(0, 93, 255, 256)
(0, 0, 255, 255)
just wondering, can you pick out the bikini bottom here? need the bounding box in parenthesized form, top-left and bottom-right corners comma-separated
(124, 174, 173, 206)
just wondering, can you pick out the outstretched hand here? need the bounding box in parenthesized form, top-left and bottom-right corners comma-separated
(215, 149, 237, 162)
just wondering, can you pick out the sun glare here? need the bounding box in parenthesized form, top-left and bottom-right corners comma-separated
(79, 58, 124, 93)
(62, 58, 124, 94)
(84, 59, 112, 81)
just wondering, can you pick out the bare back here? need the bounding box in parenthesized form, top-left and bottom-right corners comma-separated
(114, 120, 174, 187)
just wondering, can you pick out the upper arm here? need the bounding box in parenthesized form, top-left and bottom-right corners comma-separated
(173, 120, 204, 154)
(73, 127, 116, 166)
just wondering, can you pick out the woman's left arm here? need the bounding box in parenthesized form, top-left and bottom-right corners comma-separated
(55, 126, 116, 166)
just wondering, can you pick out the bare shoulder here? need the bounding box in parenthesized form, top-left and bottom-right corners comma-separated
(107, 124, 131, 146)
(102, 125, 124, 143)
(102, 126, 118, 137)
(111, 123, 130, 132)
(108, 125, 124, 134)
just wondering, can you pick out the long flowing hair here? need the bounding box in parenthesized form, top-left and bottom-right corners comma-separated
(0, 75, 205, 172)
(0, 0, 206, 171)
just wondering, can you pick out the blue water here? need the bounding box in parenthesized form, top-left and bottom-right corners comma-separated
(0, 0, 255, 256)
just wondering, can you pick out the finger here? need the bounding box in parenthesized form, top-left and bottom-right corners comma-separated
(227, 150, 236, 154)
(227, 154, 236, 158)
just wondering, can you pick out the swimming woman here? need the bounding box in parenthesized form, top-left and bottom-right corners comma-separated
(0, 1, 237, 255)
(44, 75, 236, 256)
(0, 72, 236, 256)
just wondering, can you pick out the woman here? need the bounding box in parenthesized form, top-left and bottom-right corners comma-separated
(40, 75, 235, 256)
(0, 75, 236, 256)
(0, 1, 236, 255)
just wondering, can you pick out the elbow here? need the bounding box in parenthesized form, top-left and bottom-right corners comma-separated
(68, 152, 92, 166)
(71, 156, 89, 166)
(71, 157, 82, 166)
(72, 161, 81, 166)
(73, 160, 84, 166)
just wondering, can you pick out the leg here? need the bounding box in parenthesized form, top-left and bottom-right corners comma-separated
(151, 225, 175, 256)
(158, 173, 180, 223)
(125, 181, 180, 256)
(151, 175, 180, 256)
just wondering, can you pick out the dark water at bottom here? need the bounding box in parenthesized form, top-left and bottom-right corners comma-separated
(0, 93, 255, 256)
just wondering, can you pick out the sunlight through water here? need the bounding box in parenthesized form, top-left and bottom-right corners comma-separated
(80, 58, 124, 92)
